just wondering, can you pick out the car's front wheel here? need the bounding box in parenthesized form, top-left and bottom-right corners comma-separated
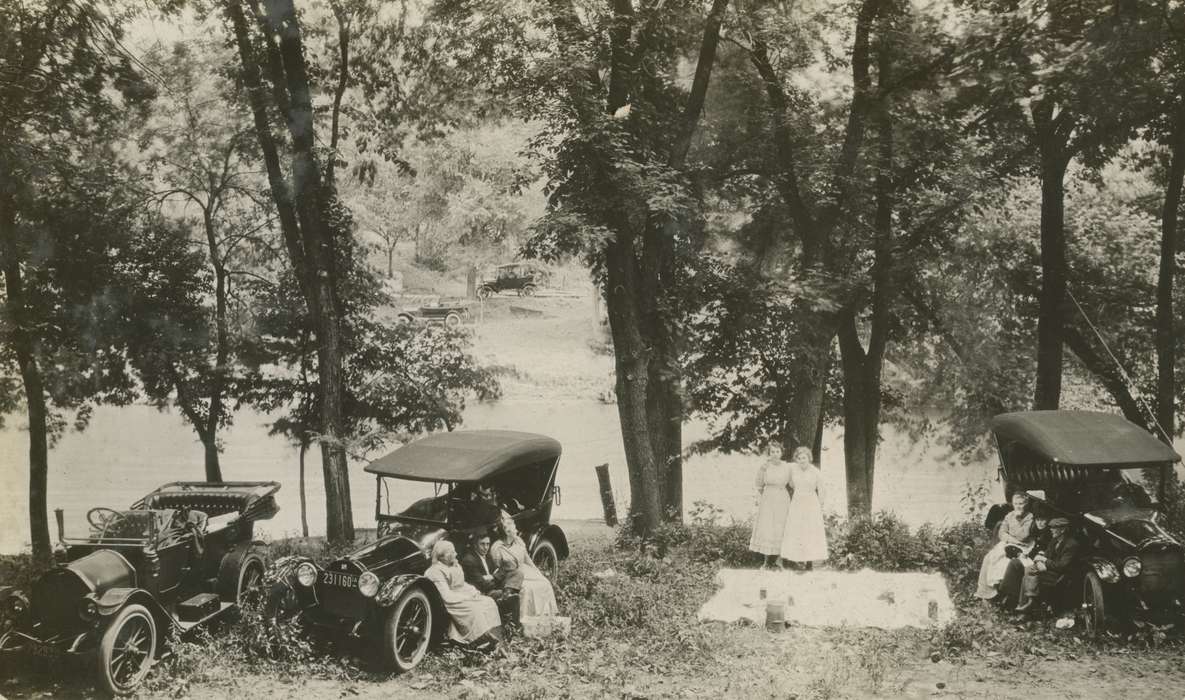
(519, 283, 536, 297)
(382, 588, 433, 673)
(1081, 571, 1107, 637)
(476, 286, 493, 300)
(532, 538, 559, 581)
(444, 311, 462, 328)
(97, 603, 156, 696)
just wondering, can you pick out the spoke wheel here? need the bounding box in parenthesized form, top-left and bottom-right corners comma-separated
(1082, 571, 1107, 638)
(98, 604, 156, 696)
(519, 284, 536, 297)
(476, 286, 492, 300)
(383, 588, 433, 673)
(444, 312, 462, 328)
(532, 538, 559, 581)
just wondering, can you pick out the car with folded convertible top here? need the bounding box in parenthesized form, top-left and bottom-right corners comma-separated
(991, 410, 1184, 635)
(0, 481, 280, 696)
(265, 429, 568, 672)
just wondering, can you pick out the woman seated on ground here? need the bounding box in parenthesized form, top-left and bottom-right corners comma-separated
(490, 510, 559, 618)
(425, 539, 505, 647)
(974, 491, 1034, 602)
(998, 505, 1051, 609)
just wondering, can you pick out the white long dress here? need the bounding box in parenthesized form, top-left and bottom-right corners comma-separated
(780, 464, 828, 562)
(424, 562, 503, 643)
(490, 537, 559, 617)
(749, 461, 792, 555)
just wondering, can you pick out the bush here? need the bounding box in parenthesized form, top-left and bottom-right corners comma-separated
(614, 501, 753, 566)
(0, 553, 53, 591)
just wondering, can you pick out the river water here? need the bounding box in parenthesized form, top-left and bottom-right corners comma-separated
(0, 398, 1019, 554)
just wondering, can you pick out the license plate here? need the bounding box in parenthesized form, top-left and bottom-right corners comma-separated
(31, 641, 60, 658)
(321, 571, 358, 588)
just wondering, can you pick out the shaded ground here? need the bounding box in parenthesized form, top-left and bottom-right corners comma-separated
(4, 521, 1184, 699)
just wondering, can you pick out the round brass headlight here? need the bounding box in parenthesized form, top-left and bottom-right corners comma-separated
(7, 593, 28, 618)
(358, 571, 380, 598)
(296, 562, 318, 587)
(1122, 557, 1142, 578)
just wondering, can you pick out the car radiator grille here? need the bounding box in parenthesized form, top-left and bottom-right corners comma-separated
(1138, 548, 1184, 604)
(32, 570, 88, 632)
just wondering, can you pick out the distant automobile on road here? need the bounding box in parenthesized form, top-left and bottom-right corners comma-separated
(476, 263, 549, 299)
(396, 301, 471, 328)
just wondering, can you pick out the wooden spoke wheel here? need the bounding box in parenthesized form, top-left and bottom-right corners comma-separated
(97, 604, 156, 696)
(383, 588, 433, 672)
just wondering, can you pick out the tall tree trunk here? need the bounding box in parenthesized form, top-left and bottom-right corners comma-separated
(1033, 141, 1070, 410)
(203, 212, 227, 483)
(1156, 109, 1184, 443)
(0, 193, 52, 560)
(202, 437, 222, 482)
(225, 0, 353, 541)
(388, 243, 395, 279)
(299, 438, 309, 538)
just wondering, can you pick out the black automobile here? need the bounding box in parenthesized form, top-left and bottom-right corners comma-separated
(0, 482, 280, 696)
(267, 430, 568, 672)
(476, 263, 548, 299)
(992, 410, 1184, 635)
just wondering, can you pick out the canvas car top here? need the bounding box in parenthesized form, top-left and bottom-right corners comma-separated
(365, 430, 562, 482)
(992, 410, 1180, 467)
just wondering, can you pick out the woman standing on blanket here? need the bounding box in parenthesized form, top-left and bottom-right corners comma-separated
(780, 446, 829, 570)
(974, 490, 1034, 601)
(749, 446, 793, 569)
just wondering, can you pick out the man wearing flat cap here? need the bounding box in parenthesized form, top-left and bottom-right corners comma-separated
(1016, 516, 1082, 612)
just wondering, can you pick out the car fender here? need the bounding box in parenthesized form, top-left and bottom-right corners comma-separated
(265, 554, 312, 586)
(1087, 557, 1121, 585)
(375, 575, 448, 642)
(528, 524, 569, 559)
(94, 588, 173, 652)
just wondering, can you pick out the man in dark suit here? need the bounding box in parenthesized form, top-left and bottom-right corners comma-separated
(1018, 517, 1082, 613)
(461, 533, 499, 594)
(461, 532, 520, 630)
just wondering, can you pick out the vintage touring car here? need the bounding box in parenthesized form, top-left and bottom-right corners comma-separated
(266, 430, 568, 671)
(0, 481, 280, 695)
(992, 410, 1184, 635)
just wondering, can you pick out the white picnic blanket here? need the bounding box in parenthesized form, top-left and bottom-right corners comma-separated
(697, 568, 955, 629)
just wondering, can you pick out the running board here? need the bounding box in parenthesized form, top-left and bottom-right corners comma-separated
(175, 602, 234, 633)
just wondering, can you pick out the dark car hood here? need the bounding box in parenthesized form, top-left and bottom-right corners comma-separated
(1085, 507, 1182, 549)
(31, 551, 135, 630)
(340, 533, 434, 576)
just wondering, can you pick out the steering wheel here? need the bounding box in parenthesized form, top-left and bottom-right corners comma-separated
(86, 507, 126, 538)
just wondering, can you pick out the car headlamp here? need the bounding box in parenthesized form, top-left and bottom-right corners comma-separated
(1122, 557, 1142, 578)
(358, 571, 380, 598)
(296, 562, 317, 587)
(6, 593, 28, 618)
(79, 598, 99, 621)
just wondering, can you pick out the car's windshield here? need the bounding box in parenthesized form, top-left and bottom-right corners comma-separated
(73, 509, 175, 541)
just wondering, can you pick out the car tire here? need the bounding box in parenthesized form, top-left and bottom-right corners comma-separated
(444, 312, 462, 328)
(218, 550, 266, 605)
(532, 538, 559, 581)
(1082, 571, 1107, 638)
(397, 313, 414, 325)
(476, 286, 492, 300)
(382, 587, 433, 673)
(519, 284, 536, 297)
(97, 603, 156, 697)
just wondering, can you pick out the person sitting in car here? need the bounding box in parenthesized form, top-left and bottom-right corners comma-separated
(1016, 517, 1083, 613)
(425, 539, 505, 648)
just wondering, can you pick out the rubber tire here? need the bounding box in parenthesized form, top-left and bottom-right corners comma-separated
(219, 550, 266, 605)
(1082, 571, 1107, 638)
(532, 538, 559, 581)
(397, 313, 414, 326)
(97, 603, 156, 697)
(476, 286, 492, 300)
(382, 588, 433, 673)
(444, 312, 462, 328)
(519, 284, 536, 297)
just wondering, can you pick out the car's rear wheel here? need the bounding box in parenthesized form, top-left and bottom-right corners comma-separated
(397, 313, 414, 325)
(444, 312, 462, 328)
(1081, 571, 1107, 637)
(382, 588, 433, 673)
(97, 603, 156, 697)
(476, 286, 492, 300)
(532, 538, 559, 581)
(519, 283, 536, 297)
(219, 551, 266, 605)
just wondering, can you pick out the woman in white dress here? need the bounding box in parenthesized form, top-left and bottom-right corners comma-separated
(974, 491, 1034, 601)
(749, 447, 792, 569)
(424, 540, 504, 646)
(490, 510, 559, 618)
(780, 446, 828, 569)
